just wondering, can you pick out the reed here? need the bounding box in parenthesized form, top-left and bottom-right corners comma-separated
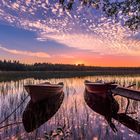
(0, 75, 140, 139)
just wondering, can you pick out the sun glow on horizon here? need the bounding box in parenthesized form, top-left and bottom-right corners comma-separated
(1, 55, 140, 67)
(74, 60, 85, 66)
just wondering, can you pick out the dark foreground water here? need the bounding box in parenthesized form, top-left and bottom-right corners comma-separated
(0, 75, 140, 140)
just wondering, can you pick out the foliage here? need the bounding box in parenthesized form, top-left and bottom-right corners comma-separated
(59, 0, 140, 30)
(44, 125, 71, 140)
(0, 60, 27, 71)
(0, 60, 140, 73)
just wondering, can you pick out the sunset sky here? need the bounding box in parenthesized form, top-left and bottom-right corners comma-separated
(0, 1, 140, 67)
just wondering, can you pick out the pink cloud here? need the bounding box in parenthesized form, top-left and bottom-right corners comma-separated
(0, 46, 50, 58)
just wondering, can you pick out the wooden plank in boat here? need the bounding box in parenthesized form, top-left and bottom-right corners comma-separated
(112, 87, 140, 101)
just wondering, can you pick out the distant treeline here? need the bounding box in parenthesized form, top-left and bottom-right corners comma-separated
(0, 60, 140, 74)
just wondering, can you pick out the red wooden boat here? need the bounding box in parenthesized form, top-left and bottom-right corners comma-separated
(84, 80, 118, 95)
(24, 82, 64, 103)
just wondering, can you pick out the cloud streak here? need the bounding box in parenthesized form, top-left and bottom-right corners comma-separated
(39, 30, 140, 56)
(0, 46, 50, 58)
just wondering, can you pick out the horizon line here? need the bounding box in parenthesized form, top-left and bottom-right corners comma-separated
(0, 59, 140, 68)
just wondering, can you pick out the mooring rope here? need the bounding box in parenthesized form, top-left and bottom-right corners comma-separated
(0, 121, 22, 130)
(0, 95, 29, 125)
(127, 83, 136, 88)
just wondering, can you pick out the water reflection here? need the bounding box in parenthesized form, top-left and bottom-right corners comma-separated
(22, 92, 64, 132)
(114, 113, 140, 134)
(84, 90, 119, 132)
(0, 75, 140, 139)
(84, 90, 140, 134)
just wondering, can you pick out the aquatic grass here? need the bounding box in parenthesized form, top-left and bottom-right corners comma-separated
(0, 76, 140, 139)
(44, 125, 72, 140)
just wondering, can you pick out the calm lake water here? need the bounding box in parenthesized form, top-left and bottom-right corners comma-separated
(0, 75, 140, 140)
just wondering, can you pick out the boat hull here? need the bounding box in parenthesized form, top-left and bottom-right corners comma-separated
(84, 81, 118, 97)
(24, 83, 63, 103)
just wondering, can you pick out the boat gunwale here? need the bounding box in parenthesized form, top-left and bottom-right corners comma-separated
(84, 83, 118, 86)
(24, 84, 64, 88)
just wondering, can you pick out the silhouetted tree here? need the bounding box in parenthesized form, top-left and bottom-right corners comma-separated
(0, 60, 140, 75)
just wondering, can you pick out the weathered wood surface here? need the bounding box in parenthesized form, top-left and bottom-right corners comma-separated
(112, 87, 140, 101)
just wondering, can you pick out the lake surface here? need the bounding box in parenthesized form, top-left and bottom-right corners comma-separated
(0, 75, 140, 140)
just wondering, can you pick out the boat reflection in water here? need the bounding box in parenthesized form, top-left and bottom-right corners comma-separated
(84, 90, 140, 134)
(22, 92, 64, 133)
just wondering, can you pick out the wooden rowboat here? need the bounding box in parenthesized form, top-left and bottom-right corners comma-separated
(84, 80, 118, 96)
(24, 82, 64, 103)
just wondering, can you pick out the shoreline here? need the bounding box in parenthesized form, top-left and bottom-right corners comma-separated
(0, 71, 140, 82)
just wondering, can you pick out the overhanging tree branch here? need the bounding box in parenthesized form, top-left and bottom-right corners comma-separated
(58, 0, 140, 30)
